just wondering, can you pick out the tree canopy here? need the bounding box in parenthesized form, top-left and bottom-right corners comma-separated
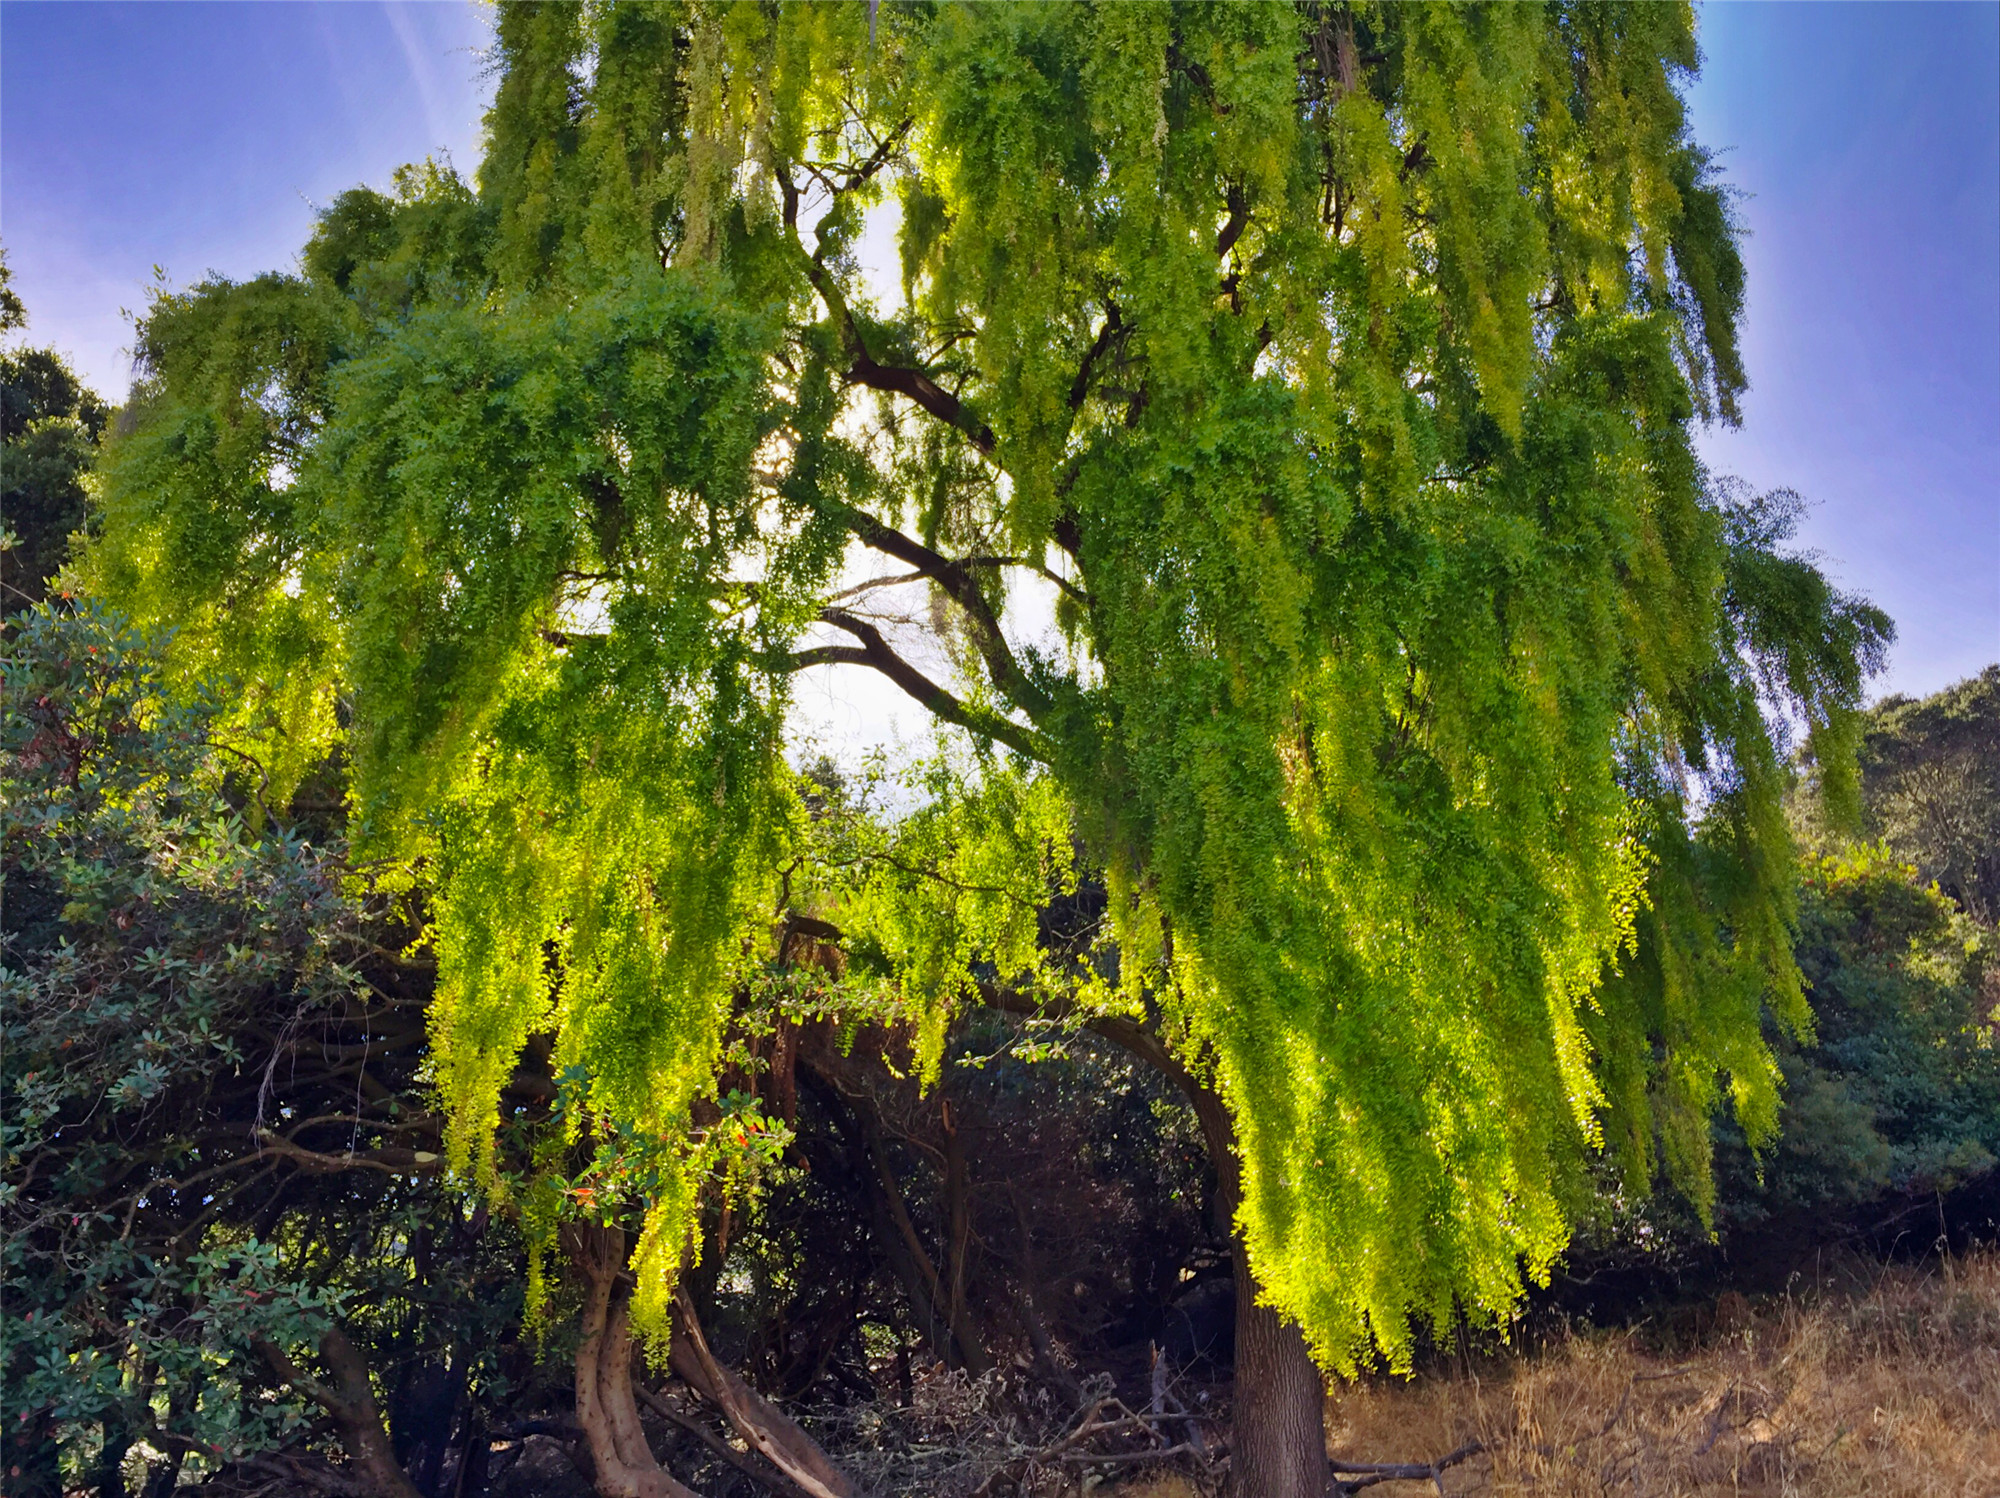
(1854, 666, 2000, 924)
(85, 0, 1888, 1374)
(1, 249, 111, 610)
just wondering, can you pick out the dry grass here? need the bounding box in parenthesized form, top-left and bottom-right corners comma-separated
(1320, 1249, 2000, 1496)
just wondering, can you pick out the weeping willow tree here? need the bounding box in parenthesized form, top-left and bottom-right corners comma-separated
(87, 4, 1887, 1493)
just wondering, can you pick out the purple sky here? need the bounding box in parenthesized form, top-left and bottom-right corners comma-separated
(1686, 2, 1998, 702)
(3, 1, 1994, 700)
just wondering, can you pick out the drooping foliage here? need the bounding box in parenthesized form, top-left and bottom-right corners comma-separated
(86, 1, 1888, 1368)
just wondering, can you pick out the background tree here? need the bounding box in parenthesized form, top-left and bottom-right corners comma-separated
(1737, 669, 2000, 1246)
(1853, 668, 2000, 924)
(81, 5, 1889, 1495)
(0, 604, 509, 1498)
(1, 249, 111, 610)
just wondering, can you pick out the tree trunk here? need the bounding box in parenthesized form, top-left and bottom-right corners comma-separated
(1229, 1285, 1328, 1498)
(138, 1385, 188, 1498)
(256, 1327, 424, 1498)
(389, 1353, 464, 1496)
(1069, 1011, 1329, 1498)
(90, 1411, 133, 1498)
(565, 1224, 698, 1498)
(319, 1329, 429, 1498)
(137, 1444, 184, 1498)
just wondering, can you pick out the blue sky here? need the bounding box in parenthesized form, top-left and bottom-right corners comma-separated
(3, 1, 1994, 700)
(1, 1, 491, 384)
(1686, 3, 1998, 702)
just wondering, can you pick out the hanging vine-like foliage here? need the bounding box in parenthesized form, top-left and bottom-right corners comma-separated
(87, 0, 1886, 1367)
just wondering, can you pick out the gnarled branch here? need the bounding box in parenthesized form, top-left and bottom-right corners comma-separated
(816, 502, 1054, 721)
(256, 1329, 423, 1498)
(788, 608, 1051, 762)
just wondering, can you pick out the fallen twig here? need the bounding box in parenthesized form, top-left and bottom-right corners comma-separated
(966, 1397, 1210, 1497)
(1329, 1440, 1485, 1495)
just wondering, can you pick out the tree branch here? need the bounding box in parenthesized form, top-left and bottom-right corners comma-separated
(1329, 1441, 1486, 1494)
(252, 1129, 443, 1177)
(788, 609, 1051, 762)
(1068, 304, 1126, 414)
(975, 982, 1240, 1217)
(831, 555, 1087, 609)
(633, 1386, 814, 1498)
(815, 502, 1054, 720)
(1215, 185, 1250, 259)
(669, 1290, 866, 1498)
(787, 204, 996, 458)
(846, 353, 997, 455)
(257, 1329, 424, 1498)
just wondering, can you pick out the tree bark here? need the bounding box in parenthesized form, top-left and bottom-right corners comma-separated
(633, 1385, 816, 1498)
(255, 1327, 424, 1498)
(90, 1412, 132, 1498)
(564, 1224, 698, 1498)
(138, 1385, 189, 1498)
(668, 1290, 864, 1498)
(1229, 1287, 1328, 1498)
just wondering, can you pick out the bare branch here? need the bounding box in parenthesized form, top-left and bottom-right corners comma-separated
(251, 1128, 444, 1177)
(787, 608, 1051, 762)
(816, 502, 1054, 720)
(1330, 1441, 1486, 1494)
(830, 554, 1089, 610)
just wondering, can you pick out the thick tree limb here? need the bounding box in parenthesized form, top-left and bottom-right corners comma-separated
(814, 502, 1054, 722)
(634, 1385, 814, 1498)
(251, 1129, 443, 1177)
(256, 1329, 423, 1498)
(1216, 185, 1250, 259)
(566, 1225, 699, 1498)
(790, 608, 1051, 762)
(782, 189, 1075, 730)
(1069, 303, 1126, 413)
(785, 202, 995, 459)
(668, 1289, 866, 1498)
(845, 352, 996, 455)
